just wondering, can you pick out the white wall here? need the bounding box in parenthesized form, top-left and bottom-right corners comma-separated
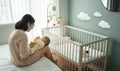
(0, 24, 14, 44)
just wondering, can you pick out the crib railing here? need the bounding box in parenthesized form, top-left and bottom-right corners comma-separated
(42, 25, 109, 71)
(42, 25, 107, 43)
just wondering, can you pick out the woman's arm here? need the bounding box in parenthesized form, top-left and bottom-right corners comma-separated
(19, 36, 31, 60)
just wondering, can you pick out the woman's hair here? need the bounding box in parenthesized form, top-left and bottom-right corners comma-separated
(15, 14, 35, 31)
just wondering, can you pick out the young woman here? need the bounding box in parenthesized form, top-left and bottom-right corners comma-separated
(8, 14, 54, 67)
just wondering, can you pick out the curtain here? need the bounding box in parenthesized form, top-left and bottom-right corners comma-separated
(0, 0, 59, 43)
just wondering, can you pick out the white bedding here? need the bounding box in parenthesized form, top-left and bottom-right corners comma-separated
(0, 44, 62, 71)
(52, 42, 105, 64)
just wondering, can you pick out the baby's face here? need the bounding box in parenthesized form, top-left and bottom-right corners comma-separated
(42, 38, 49, 45)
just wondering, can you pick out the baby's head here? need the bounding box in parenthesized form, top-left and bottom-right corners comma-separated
(41, 36, 50, 46)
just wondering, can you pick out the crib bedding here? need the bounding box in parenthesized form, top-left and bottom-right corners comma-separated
(0, 44, 62, 71)
(52, 42, 104, 64)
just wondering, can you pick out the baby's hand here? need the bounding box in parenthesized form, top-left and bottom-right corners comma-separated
(33, 36, 40, 42)
(29, 42, 37, 48)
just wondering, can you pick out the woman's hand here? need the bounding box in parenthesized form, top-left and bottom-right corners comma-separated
(29, 42, 37, 48)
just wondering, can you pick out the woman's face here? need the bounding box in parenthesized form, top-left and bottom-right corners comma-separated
(27, 22, 34, 32)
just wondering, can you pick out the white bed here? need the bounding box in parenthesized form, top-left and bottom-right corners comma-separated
(0, 44, 62, 71)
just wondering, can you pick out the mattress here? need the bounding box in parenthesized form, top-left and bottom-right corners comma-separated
(0, 44, 62, 71)
(51, 42, 105, 64)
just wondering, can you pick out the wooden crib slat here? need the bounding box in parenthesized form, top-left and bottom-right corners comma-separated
(104, 39, 109, 71)
(78, 45, 83, 71)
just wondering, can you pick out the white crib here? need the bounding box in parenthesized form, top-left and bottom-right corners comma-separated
(42, 25, 109, 71)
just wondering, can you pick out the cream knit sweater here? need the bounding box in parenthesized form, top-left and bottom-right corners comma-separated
(8, 30, 45, 66)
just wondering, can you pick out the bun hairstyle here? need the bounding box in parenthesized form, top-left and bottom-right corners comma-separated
(15, 14, 35, 31)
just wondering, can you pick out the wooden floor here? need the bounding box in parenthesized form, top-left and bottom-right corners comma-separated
(52, 52, 105, 71)
(52, 53, 93, 71)
(87, 64, 104, 71)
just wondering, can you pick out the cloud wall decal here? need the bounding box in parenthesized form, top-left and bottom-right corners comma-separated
(93, 11, 102, 17)
(98, 20, 111, 29)
(77, 12, 91, 21)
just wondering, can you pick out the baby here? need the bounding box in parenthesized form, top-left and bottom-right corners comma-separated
(41, 36, 50, 47)
(29, 36, 50, 53)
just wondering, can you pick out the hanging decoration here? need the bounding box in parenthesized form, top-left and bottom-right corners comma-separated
(47, 3, 61, 27)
